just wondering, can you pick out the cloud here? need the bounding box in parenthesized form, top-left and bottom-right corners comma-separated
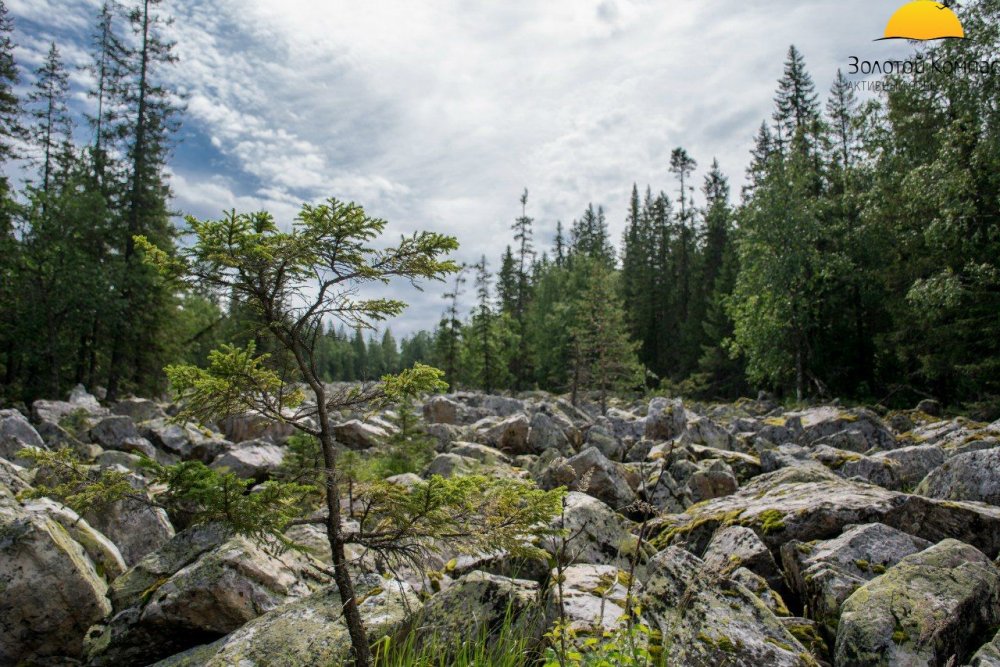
(9, 0, 912, 336)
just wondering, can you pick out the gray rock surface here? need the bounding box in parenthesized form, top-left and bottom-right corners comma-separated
(835, 539, 1000, 666)
(915, 447, 1000, 506)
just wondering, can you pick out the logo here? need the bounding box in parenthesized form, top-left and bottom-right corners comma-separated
(879, 1, 965, 41)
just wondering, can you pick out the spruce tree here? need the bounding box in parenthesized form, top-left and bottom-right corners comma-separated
(0, 0, 22, 165)
(772, 45, 820, 148)
(569, 259, 642, 413)
(27, 43, 73, 198)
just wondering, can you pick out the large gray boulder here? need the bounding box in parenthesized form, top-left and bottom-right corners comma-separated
(526, 411, 573, 455)
(540, 446, 635, 510)
(112, 398, 166, 423)
(153, 575, 419, 667)
(543, 492, 638, 568)
(0, 495, 113, 664)
(702, 525, 782, 592)
(82, 476, 175, 566)
(544, 564, 634, 636)
(780, 523, 931, 642)
(22, 497, 128, 582)
(87, 523, 325, 666)
(651, 465, 1000, 559)
(792, 406, 895, 451)
(639, 546, 814, 666)
(0, 408, 46, 461)
(89, 415, 157, 458)
(423, 395, 462, 424)
(31, 385, 109, 425)
(644, 397, 687, 441)
(835, 539, 1000, 666)
(332, 419, 388, 450)
(915, 447, 1000, 506)
(482, 413, 531, 455)
(404, 571, 545, 657)
(840, 444, 945, 491)
(209, 440, 284, 481)
(969, 629, 1000, 667)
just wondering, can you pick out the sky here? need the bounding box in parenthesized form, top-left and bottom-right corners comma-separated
(6, 0, 917, 338)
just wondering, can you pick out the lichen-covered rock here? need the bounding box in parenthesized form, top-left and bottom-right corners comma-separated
(792, 406, 895, 451)
(835, 539, 1000, 666)
(0, 498, 113, 664)
(685, 459, 739, 503)
(0, 456, 31, 494)
(209, 439, 284, 481)
(332, 419, 388, 450)
(689, 444, 762, 482)
(543, 492, 637, 568)
(218, 411, 297, 444)
(422, 452, 481, 478)
(89, 415, 153, 453)
(702, 525, 782, 592)
(544, 564, 634, 635)
(0, 408, 46, 461)
(584, 422, 627, 460)
(527, 410, 573, 456)
(87, 523, 325, 666)
(682, 415, 735, 450)
(840, 444, 945, 491)
(481, 413, 531, 455)
(152, 575, 419, 667)
(643, 464, 689, 513)
(780, 523, 931, 641)
(639, 546, 815, 666)
(915, 448, 1000, 506)
(969, 629, 1000, 667)
(112, 398, 166, 423)
(405, 571, 545, 656)
(731, 567, 791, 617)
(22, 497, 128, 581)
(650, 465, 1000, 559)
(82, 478, 175, 566)
(449, 441, 511, 465)
(644, 397, 686, 441)
(31, 386, 109, 425)
(423, 395, 462, 424)
(540, 446, 635, 510)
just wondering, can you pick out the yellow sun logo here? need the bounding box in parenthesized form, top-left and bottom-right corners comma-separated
(880, 1, 965, 41)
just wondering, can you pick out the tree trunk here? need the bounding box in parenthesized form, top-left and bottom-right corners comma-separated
(795, 339, 804, 403)
(315, 390, 371, 667)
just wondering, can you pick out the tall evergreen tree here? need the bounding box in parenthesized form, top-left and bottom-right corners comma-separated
(106, 0, 181, 400)
(26, 43, 73, 198)
(0, 0, 22, 165)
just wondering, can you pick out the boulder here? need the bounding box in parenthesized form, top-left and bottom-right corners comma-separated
(422, 453, 481, 478)
(0, 408, 46, 461)
(31, 386, 109, 425)
(840, 444, 945, 491)
(539, 447, 635, 510)
(685, 459, 739, 503)
(449, 441, 511, 466)
(639, 546, 813, 666)
(651, 465, 1000, 559)
(82, 477, 175, 566)
(542, 492, 637, 568)
(153, 575, 419, 667)
(332, 419, 388, 450)
(969, 629, 1000, 666)
(644, 397, 686, 441)
(544, 564, 634, 635)
(702, 525, 783, 592)
(218, 412, 296, 444)
(482, 414, 531, 455)
(112, 398, 166, 423)
(583, 422, 627, 460)
(423, 395, 461, 424)
(87, 522, 325, 666)
(89, 415, 157, 458)
(682, 415, 734, 450)
(780, 523, 931, 641)
(791, 406, 895, 451)
(209, 440, 284, 481)
(915, 447, 1000, 506)
(404, 571, 545, 656)
(0, 497, 113, 664)
(22, 497, 128, 581)
(835, 539, 1000, 666)
(916, 398, 943, 417)
(0, 456, 31, 494)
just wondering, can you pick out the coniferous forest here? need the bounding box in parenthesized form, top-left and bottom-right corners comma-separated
(6, 2, 1000, 667)
(3, 2, 1000, 417)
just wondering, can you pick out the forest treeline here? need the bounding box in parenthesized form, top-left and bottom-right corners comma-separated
(1, 1, 999, 416)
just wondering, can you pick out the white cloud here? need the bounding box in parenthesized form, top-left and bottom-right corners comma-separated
(10, 0, 918, 336)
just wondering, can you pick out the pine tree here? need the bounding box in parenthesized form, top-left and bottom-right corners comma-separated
(509, 189, 535, 388)
(106, 0, 181, 400)
(380, 329, 400, 374)
(569, 259, 642, 413)
(773, 45, 820, 148)
(27, 43, 73, 198)
(436, 264, 467, 388)
(554, 220, 566, 267)
(87, 1, 130, 196)
(465, 255, 509, 392)
(0, 0, 22, 165)
(497, 245, 517, 314)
